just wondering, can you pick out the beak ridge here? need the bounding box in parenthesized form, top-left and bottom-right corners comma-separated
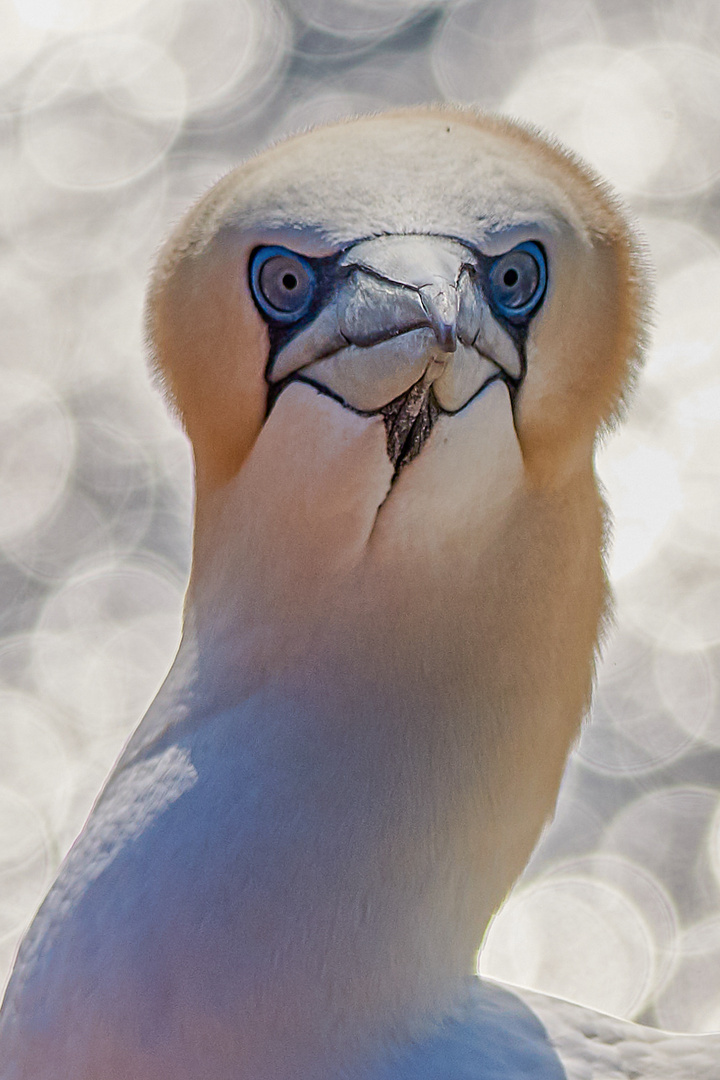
(419, 282, 458, 353)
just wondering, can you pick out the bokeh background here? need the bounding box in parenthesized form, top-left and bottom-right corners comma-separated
(2, 0, 720, 1033)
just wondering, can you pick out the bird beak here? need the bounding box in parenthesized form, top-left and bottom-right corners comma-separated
(417, 280, 458, 354)
(268, 235, 523, 417)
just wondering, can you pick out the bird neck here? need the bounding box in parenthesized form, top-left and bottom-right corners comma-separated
(125, 388, 607, 1062)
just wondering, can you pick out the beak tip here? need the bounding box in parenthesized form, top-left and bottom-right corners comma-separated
(436, 325, 457, 352)
(420, 282, 459, 354)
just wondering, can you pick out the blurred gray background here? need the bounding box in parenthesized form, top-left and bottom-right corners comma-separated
(2, 0, 720, 1033)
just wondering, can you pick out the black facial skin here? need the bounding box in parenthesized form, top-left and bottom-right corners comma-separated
(252, 238, 547, 474)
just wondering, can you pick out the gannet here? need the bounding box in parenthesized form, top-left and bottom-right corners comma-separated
(1, 107, 718, 1079)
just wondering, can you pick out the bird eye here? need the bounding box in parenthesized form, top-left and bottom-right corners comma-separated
(250, 247, 316, 323)
(488, 242, 547, 320)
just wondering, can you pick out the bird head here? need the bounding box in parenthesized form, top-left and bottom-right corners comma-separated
(147, 108, 647, 497)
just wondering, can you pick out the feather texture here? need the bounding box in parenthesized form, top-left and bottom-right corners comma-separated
(2, 108, 703, 1080)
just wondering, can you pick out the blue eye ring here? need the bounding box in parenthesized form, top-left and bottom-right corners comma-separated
(250, 246, 316, 323)
(487, 241, 547, 321)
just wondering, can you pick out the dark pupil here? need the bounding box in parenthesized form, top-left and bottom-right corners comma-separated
(503, 268, 519, 287)
(282, 272, 298, 291)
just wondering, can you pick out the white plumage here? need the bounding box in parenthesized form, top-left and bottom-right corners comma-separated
(0, 107, 717, 1078)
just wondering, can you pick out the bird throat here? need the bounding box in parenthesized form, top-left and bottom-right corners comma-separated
(380, 378, 440, 474)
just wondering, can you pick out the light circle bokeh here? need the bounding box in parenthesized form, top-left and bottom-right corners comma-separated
(22, 35, 186, 190)
(479, 873, 657, 1018)
(0, 371, 75, 549)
